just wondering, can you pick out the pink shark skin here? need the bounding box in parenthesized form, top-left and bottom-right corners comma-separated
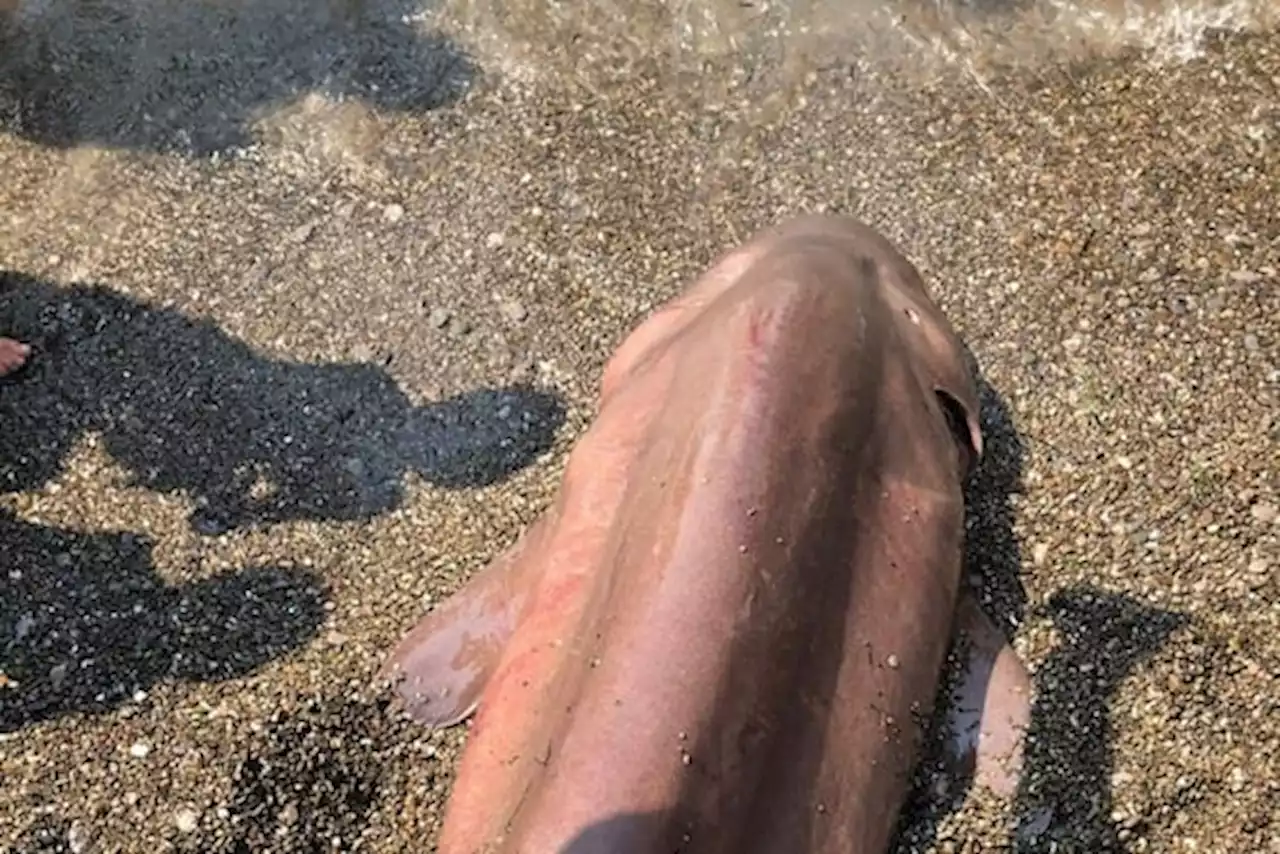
(381, 214, 1032, 854)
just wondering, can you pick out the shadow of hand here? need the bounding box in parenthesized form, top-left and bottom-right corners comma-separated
(0, 508, 327, 732)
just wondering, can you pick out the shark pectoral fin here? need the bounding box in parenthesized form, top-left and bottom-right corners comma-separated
(380, 522, 546, 729)
(943, 590, 1033, 798)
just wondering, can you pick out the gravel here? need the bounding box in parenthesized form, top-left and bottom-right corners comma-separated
(2, 0, 1278, 851)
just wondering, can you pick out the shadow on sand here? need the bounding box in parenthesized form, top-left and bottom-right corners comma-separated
(0, 270, 565, 733)
(895, 375, 1189, 851)
(0, 0, 474, 155)
(1, 271, 566, 531)
(110, 368, 1188, 852)
(0, 511, 328, 733)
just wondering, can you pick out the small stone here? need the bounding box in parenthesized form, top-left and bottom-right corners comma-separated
(278, 802, 300, 826)
(485, 231, 505, 249)
(287, 220, 317, 244)
(1251, 502, 1277, 525)
(886, 654, 900, 669)
(244, 260, 270, 286)
(129, 741, 151, 758)
(191, 512, 229, 537)
(383, 203, 405, 224)
(49, 663, 68, 690)
(1063, 335, 1083, 352)
(1229, 269, 1261, 283)
(67, 821, 90, 853)
(1247, 557, 1270, 576)
(428, 307, 452, 329)
(1032, 542, 1050, 565)
(501, 300, 528, 323)
(1244, 333, 1260, 352)
(174, 807, 200, 833)
(510, 356, 535, 382)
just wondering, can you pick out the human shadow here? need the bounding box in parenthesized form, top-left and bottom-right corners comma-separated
(0, 507, 327, 732)
(0, 0, 474, 155)
(1009, 587, 1188, 851)
(894, 373, 1189, 851)
(1, 270, 566, 535)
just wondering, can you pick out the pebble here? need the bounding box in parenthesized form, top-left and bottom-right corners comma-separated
(1251, 502, 1277, 525)
(287, 221, 317, 244)
(383, 203, 405, 224)
(192, 512, 230, 537)
(129, 742, 151, 759)
(278, 802, 300, 826)
(428, 307, 452, 328)
(174, 807, 200, 833)
(501, 300, 529, 323)
(67, 821, 90, 854)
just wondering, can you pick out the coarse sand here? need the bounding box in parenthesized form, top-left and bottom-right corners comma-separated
(1, 0, 1277, 851)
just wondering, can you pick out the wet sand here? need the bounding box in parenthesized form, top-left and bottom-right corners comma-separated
(1, 0, 1278, 850)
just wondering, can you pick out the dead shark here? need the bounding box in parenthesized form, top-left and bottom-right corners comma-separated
(380, 214, 1033, 853)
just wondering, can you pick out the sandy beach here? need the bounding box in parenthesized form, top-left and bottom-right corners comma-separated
(1, 0, 1277, 850)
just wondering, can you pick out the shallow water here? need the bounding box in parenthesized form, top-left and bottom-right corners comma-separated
(3, 0, 1274, 156)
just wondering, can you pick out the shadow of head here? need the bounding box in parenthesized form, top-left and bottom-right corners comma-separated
(0, 0, 475, 155)
(1, 271, 566, 534)
(0, 508, 328, 732)
(1013, 586, 1190, 849)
